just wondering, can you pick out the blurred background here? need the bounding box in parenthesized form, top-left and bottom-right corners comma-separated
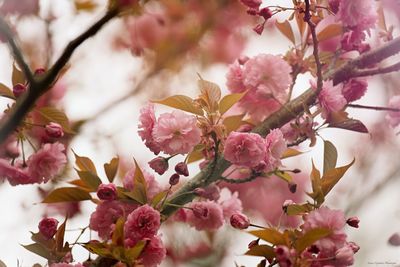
(0, 0, 400, 266)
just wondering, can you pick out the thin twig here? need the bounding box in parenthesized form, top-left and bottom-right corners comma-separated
(351, 61, 400, 78)
(347, 103, 400, 112)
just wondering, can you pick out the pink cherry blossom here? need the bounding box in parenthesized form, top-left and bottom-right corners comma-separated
(302, 206, 347, 253)
(242, 54, 292, 103)
(124, 204, 160, 244)
(89, 201, 137, 240)
(315, 80, 347, 119)
(223, 131, 265, 168)
(386, 95, 400, 127)
(337, 0, 377, 32)
(45, 122, 64, 138)
(152, 110, 201, 155)
(138, 103, 161, 155)
(38, 217, 59, 239)
(123, 167, 162, 200)
(226, 62, 246, 93)
(341, 78, 368, 102)
(27, 142, 67, 183)
(335, 244, 355, 265)
(218, 188, 243, 220)
(0, 159, 32, 186)
(230, 213, 250, 229)
(97, 183, 117, 201)
(264, 129, 287, 172)
(237, 92, 281, 123)
(148, 156, 169, 175)
(187, 201, 224, 231)
(139, 235, 167, 267)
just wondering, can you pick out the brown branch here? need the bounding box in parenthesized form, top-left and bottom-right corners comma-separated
(0, 8, 119, 144)
(0, 17, 34, 83)
(351, 61, 400, 78)
(347, 103, 400, 112)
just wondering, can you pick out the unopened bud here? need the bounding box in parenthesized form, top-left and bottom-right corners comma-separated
(148, 156, 168, 175)
(388, 233, 400, 246)
(248, 238, 260, 249)
(169, 173, 180, 186)
(13, 83, 26, 98)
(38, 217, 59, 239)
(346, 217, 360, 228)
(45, 122, 64, 138)
(288, 182, 297, 193)
(175, 162, 189, 176)
(230, 213, 250, 229)
(97, 183, 117, 201)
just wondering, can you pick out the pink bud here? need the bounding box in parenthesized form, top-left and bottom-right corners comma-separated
(97, 183, 117, 201)
(148, 156, 169, 175)
(258, 7, 273, 20)
(288, 182, 297, 193)
(348, 241, 360, 253)
(230, 213, 250, 229)
(45, 122, 64, 138)
(175, 162, 189, 176)
(169, 173, 180, 186)
(335, 245, 355, 265)
(34, 68, 46, 75)
(388, 233, 400, 246)
(240, 0, 262, 9)
(193, 205, 209, 219)
(38, 217, 59, 239)
(253, 22, 265, 35)
(346, 217, 360, 228)
(13, 83, 26, 98)
(248, 238, 259, 249)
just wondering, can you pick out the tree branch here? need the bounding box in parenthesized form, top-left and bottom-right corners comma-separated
(0, 17, 34, 83)
(161, 36, 400, 218)
(351, 61, 400, 78)
(0, 8, 118, 143)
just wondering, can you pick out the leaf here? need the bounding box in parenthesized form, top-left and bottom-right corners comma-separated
(42, 187, 92, 203)
(104, 157, 119, 183)
(308, 161, 324, 206)
(328, 119, 368, 133)
(223, 114, 246, 133)
(73, 151, 97, 174)
(219, 92, 245, 115)
(295, 11, 306, 39)
(245, 245, 275, 258)
(74, 0, 98, 12)
(22, 243, 52, 260)
(126, 240, 147, 261)
(83, 242, 112, 258)
(285, 204, 311, 216)
(0, 83, 15, 99)
(198, 79, 221, 111)
(275, 171, 293, 183)
(55, 217, 67, 252)
(321, 159, 355, 196)
(151, 190, 168, 208)
(38, 107, 74, 134)
(295, 228, 332, 252)
(281, 148, 303, 159)
(275, 20, 295, 44)
(68, 179, 92, 191)
(77, 170, 102, 191)
(248, 228, 286, 246)
(152, 95, 203, 115)
(112, 218, 125, 246)
(317, 24, 342, 42)
(187, 145, 204, 164)
(323, 140, 337, 174)
(12, 63, 25, 86)
(133, 159, 147, 201)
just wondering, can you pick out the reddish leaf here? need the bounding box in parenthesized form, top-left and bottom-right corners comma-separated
(42, 187, 92, 203)
(328, 119, 368, 133)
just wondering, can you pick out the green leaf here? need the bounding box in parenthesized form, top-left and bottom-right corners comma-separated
(42, 187, 92, 203)
(0, 83, 15, 99)
(73, 151, 97, 174)
(77, 170, 102, 191)
(295, 228, 332, 252)
(323, 140, 337, 174)
(321, 159, 355, 196)
(126, 240, 147, 262)
(275, 20, 295, 44)
(219, 92, 245, 115)
(152, 95, 203, 115)
(133, 159, 148, 202)
(248, 228, 286, 246)
(275, 171, 293, 183)
(223, 114, 246, 133)
(151, 190, 168, 208)
(104, 157, 119, 183)
(12, 63, 25, 86)
(245, 245, 275, 258)
(22, 243, 52, 260)
(38, 107, 74, 134)
(285, 204, 311, 216)
(83, 242, 112, 258)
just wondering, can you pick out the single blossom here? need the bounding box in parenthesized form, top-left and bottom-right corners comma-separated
(152, 110, 201, 155)
(341, 78, 368, 102)
(337, 0, 377, 32)
(230, 213, 250, 229)
(27, 142, 67, 183)
(97, 183, 117, 201)
(264, 129, 287, 172)
(223, 131, 265, 168)
(139, 235, 167, 267)
(187, 201, 224, 231)
(219, 188, 243, 220)
(124, 204, 161, 244)
(38, 217, 59, 239)
(0, 159, 32, 186)
(138, 103, 161, 155)
(226, 62, 246, 93)
(315, 80, 347, 119)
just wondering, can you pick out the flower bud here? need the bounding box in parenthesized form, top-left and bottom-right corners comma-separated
(335, 245, 355, 265)
(288, 182, 297, 193)
(258, 7, 273, 20)
(248, 238, 259, 249)
(346, 216, 360, 228)
(169, 173, 180, 186)
(230, 213, 250, 229)
(192, 205, 209, 219)
(388, 233, 400, 246)
(175, 162, 189, 176)
(148, 156, 169, 175)
(97, 183, 117, 201)
(45, 122, 64, 138)
(13, 83, 26, 98)
(253, 23, 265, 35)
(38, 217, 59, 239)
(240, 0, 262, 9)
